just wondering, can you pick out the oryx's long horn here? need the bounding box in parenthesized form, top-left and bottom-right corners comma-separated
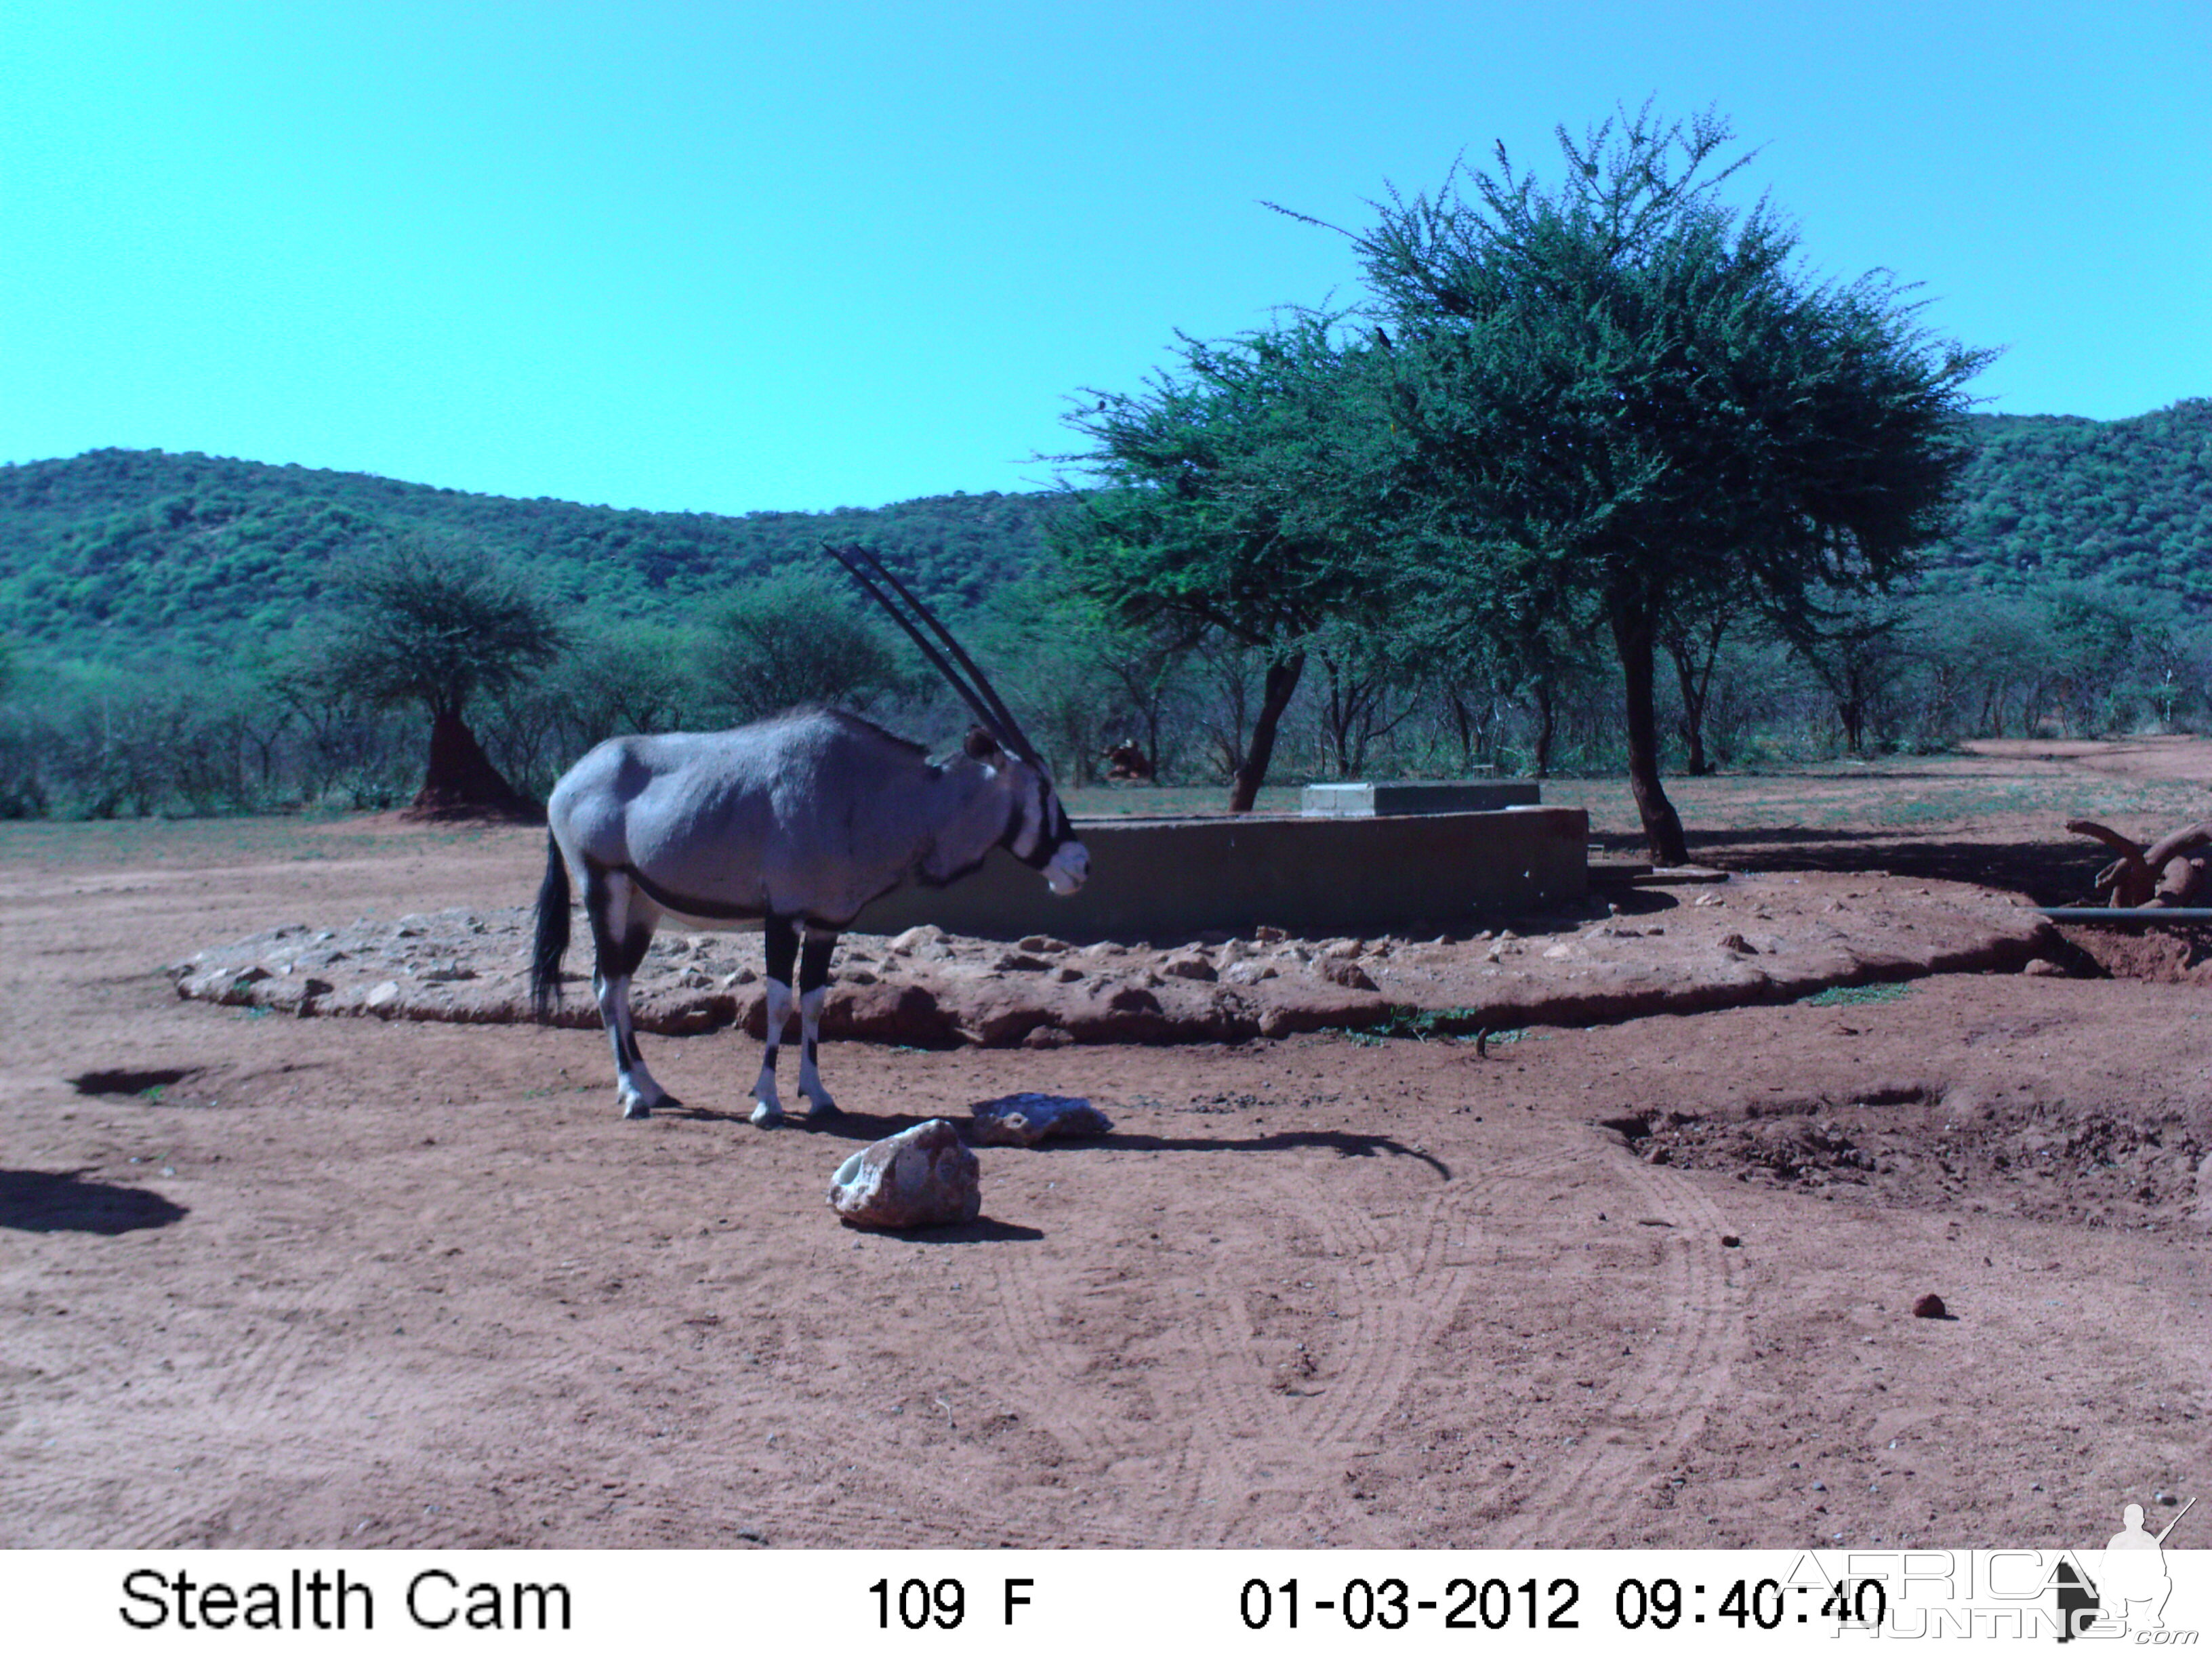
(821, 544, 1009, 747)
(826, 542, 1032, 753)
(823, 544, 1042, 766)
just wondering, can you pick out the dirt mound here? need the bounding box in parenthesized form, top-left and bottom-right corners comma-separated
(2066, 923, 2212, 984)
(1614, 1092, 2207, 1231)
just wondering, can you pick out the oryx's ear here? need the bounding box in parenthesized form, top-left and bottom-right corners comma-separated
(963, 726, 1004, 762)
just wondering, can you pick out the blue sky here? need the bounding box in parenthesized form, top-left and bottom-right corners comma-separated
(3, 1, 2205, 514)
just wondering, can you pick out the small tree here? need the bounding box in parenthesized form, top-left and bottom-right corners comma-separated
(1315, 103, 1992, 860)
(1786, 591, 1914, 755)
(693, 568, 902, 728)
(1660, 598, 1749, 776)
(1054, 316, 1402, 809)
(321, 537, 562, 820)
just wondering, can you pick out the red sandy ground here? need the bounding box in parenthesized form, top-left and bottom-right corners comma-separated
(2, 741, 2206, 1550)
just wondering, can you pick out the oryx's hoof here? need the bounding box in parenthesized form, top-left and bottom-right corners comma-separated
(750, 1101, 785, 1129)
(620, 1085, 674, 1120)
(804, 1098, 842, 1122)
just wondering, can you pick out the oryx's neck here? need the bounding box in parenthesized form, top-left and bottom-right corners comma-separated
(915, 760, 1020, 885)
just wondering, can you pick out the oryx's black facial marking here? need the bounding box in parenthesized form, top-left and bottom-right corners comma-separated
(1004, 769, 1070, 872)
(1002, 775, 1035, 857)
(1003, 772, 1076, 870)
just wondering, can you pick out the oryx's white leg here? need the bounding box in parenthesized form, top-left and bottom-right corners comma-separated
(585, 865, 672, 1120)
(750, 915, 799, 1128)
(796, 927, 840, 1119)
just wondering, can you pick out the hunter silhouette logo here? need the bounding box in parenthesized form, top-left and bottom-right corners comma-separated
(2060, 1495, 2196, 1640)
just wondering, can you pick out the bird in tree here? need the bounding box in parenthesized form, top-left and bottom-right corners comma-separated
(1286, 102, 1993, 863)
(322, 537, 564, 820)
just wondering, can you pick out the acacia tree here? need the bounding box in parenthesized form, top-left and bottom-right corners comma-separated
(1315, 104, 1990, 861)
(321, 537, 563, 820)
(1786, 592, 1914, 755)
(694, 568, 902, 726)
(1052, 316, 1401, 810)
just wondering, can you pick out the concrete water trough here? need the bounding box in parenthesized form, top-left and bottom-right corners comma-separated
(854, 783, 1588, 942)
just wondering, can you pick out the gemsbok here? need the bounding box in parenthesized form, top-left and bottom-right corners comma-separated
(530, 543, 1089, 1125)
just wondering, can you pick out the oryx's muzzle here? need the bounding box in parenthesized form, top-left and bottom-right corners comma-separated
(1043, 839, 1089, 897)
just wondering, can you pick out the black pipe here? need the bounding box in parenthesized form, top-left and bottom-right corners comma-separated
(2037, 907, 2212, 924)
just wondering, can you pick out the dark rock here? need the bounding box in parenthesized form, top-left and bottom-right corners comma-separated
(970, 1093, 1113, 1146)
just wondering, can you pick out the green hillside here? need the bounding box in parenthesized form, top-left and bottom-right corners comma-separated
(0, 447, 1062, 663)
(1, 398, 2207, 667)
(1927, 398, 2212, 600)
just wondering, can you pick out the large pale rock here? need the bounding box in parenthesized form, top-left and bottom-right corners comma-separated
(828, 1120, 981, 1230)
(969, 1093, 1114, 1147)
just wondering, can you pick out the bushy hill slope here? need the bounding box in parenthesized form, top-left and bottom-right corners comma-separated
(1929, 398, 2212, 600)
(0, 448, 1061, 663)
(2, 399, 2207, 665)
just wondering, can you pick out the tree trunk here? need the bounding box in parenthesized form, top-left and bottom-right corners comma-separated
(1837, 666, 1867, 756)
(1532, 676, 1557, 778)
(1668, 640, 1711, 777)
(1448, 690, 1478, 774)
(1321, 655, 1355, 778)
(405, 707, 542, 823)
(1610, 596, 1688, 865)
(1228, 653, 1305, 813)
(1664, 617, 1724, 777)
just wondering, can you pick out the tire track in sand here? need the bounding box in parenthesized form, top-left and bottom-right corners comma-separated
(1484, 1143, 1748, 1546)
(969, 1242, 1214, 1545)
(968, 1124, 1745, 1549)
(1163, 1166, 1483, 1544)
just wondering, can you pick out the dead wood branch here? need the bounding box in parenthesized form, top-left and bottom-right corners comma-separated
(2067, 819, 2212, 907)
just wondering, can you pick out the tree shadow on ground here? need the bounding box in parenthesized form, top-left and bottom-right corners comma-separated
(1593, 826, 2110, 906)
(69, 1066, 201, 1097)
(1, 1169, 188, 1234)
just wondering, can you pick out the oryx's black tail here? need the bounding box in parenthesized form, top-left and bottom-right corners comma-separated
(531, 832, 570, 1021)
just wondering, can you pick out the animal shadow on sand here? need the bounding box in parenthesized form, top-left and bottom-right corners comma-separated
(1, 1168, 188, 1234)
(731, 1107, 1454, 1183)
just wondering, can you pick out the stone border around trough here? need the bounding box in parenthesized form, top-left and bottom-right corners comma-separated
(167, 872, 2063, 1049)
